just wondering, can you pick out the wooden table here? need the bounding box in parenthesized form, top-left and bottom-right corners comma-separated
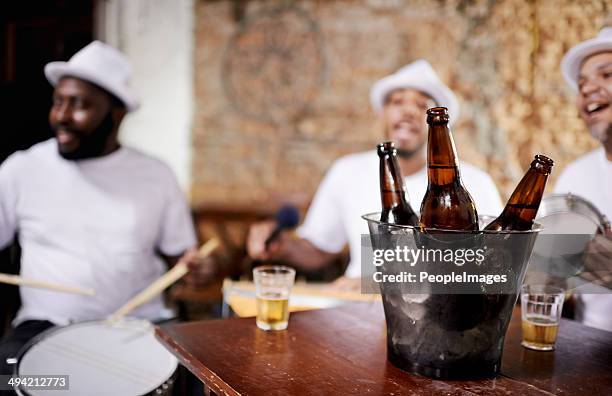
(156, 303, 612, 395)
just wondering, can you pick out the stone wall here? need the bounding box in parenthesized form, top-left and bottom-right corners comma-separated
(192, 0, 610, 206)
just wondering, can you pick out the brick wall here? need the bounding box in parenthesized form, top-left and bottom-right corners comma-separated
(192, 0, 608, 207)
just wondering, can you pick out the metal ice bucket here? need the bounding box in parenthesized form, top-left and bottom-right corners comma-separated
(362, 213, 542, 380)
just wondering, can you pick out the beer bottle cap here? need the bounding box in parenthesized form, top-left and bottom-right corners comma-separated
(531, 154, 554, 174)
(377, 141, 396, 156)
(426, 107, 450, 124)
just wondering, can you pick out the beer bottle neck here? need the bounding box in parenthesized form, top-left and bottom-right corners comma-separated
(500, 168, 549, 224)
(380, 154, 409, 209)
(427, 123, 461, 185)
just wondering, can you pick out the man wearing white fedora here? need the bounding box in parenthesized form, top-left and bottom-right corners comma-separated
(0, 41, 210, 373)
(247, 60, 503, 287)
(557, 27, 612, 331)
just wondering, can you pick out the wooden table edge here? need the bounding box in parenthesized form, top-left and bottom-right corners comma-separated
(155, 306, 612, 395)
(155, 325, 241, 396)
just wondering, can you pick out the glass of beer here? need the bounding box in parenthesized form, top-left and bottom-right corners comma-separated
(253, 265, 296, 331)
(520, 284, 565, 351)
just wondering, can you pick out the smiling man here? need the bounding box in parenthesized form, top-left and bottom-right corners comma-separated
(0, 41, 209, 374)
(52, 78, 123, 159)
(247, 60, 503, 284)
(556, 27, 612, 331)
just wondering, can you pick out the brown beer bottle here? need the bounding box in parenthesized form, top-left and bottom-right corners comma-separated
(419, 107, 478, 231)
(378, 141, 419, 226)
(484, 155, 553, 231)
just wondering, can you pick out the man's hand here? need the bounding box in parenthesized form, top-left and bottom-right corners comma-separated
(247, 221, 339, 272)
(181, 248, 217, 287)
(582, 232, 612, 288)
(247, 220, 285, 260)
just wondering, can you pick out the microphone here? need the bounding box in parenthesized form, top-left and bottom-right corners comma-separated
(264, 205, 300, 249)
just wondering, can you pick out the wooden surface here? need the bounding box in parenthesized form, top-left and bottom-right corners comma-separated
(156, 303, 612, 396)
(502, 307, 612, 395)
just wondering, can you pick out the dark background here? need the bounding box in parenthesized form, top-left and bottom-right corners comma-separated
(0, 0, 94, 333)
(1, 0, 94, 162)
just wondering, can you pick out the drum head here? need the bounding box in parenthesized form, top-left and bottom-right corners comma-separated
(537, 194, 607, 235)
(16, 319, 177, 396)
(531, 194, 608, 277)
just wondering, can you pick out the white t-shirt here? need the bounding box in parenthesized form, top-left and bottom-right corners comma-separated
(554, 147, 612, 332)
(0, 139, 197, 326)
(298, 150, 503, 278)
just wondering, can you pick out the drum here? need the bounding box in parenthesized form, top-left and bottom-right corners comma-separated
(537, 193, 610, 234)
(13, 319, 177, 396)
(531, 193, 611, 277)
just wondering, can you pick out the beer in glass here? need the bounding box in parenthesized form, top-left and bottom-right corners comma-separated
(520, 285, 565, 351)
(253, 265, 296, 330)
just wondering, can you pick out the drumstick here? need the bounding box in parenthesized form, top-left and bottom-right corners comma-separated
(108, 238, 220, 322)
(0, 273, 96, 296)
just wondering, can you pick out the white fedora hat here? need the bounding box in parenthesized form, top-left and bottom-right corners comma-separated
(370, 59, 460, 124)
(45, 41, 139, 112)
(561, 27, 612, 91)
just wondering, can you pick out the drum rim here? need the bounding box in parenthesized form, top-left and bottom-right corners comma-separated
(538, 193, 610, 232)
(13, 318, 178, 396)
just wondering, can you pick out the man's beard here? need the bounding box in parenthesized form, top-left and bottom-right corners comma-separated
(588, 122, 612, 143)
(54, 111, 115, 160)
(396, 141, 425, 159)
